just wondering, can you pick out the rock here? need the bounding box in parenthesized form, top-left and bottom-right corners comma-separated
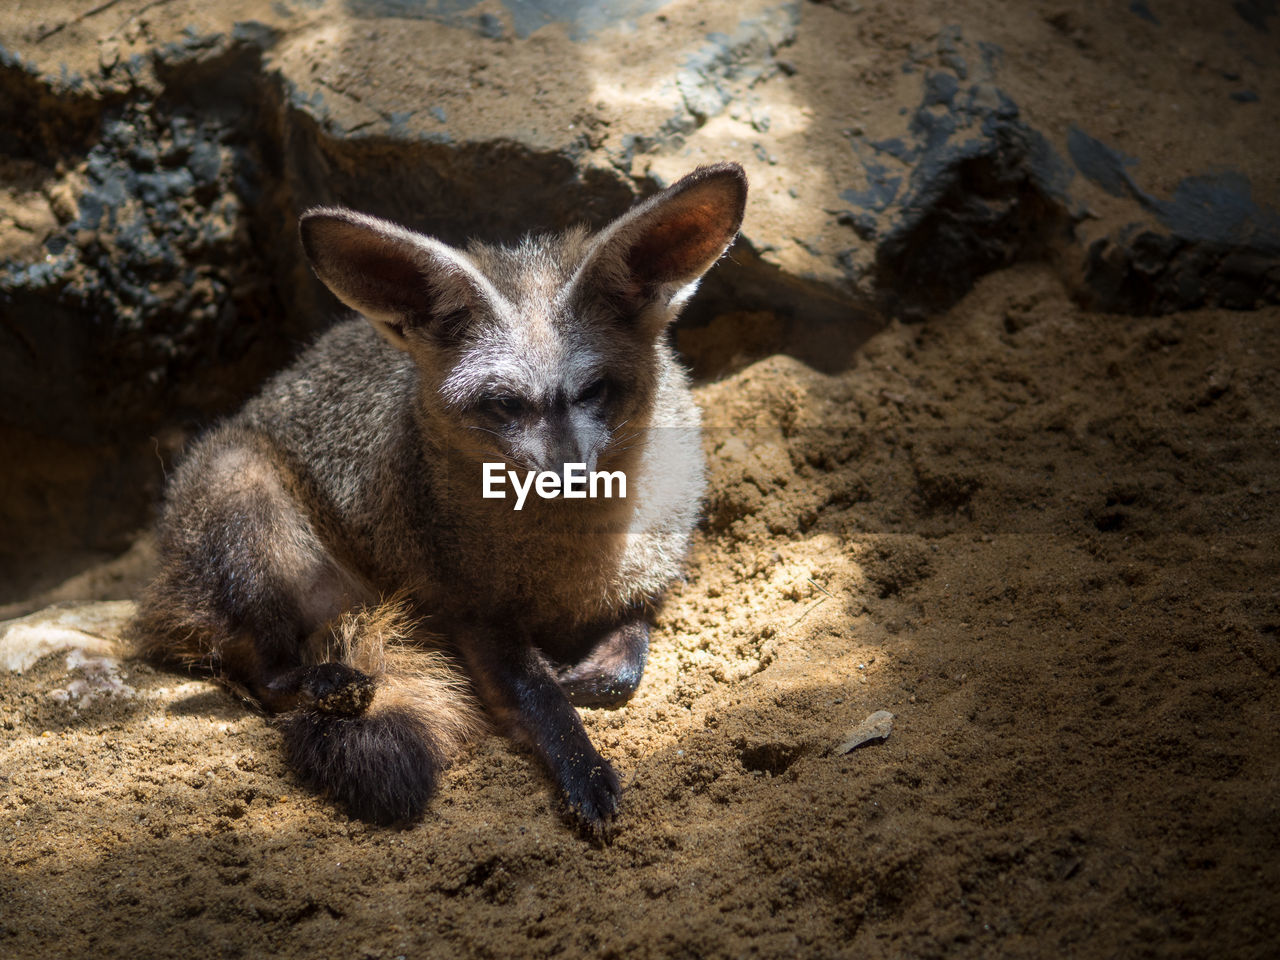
(861, 77, 1077, 319)
(48, 647, 138, 705)
(0, 601, 135, 672)
(1069, 128, 1280, 312)
(835, 710, 894, 754)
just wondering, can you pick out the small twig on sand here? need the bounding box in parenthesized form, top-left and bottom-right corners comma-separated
(788, 596, 828, 629)
(807, 577, 834, 598)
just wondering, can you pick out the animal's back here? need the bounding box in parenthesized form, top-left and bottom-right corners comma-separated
(239, 319, 419, 523)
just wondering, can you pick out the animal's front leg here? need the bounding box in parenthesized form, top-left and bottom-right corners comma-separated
(460, 635, 621, 835)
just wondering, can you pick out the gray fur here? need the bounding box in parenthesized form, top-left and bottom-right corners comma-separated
(133, 162, 748, 832)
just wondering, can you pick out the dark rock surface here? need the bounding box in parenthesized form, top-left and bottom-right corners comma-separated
(850, 74, 1077, 320)
(1069, 126, 1280, 312)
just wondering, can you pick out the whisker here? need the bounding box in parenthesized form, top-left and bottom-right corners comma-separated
(605, 431, 643, 453)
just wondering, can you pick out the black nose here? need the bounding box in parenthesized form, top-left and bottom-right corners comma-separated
(536, 438, 595, 475)
(527, 415, 596, 475)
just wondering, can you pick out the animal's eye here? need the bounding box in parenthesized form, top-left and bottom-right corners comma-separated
(577, 379, 607, 404)
(490, 396, 525, 415)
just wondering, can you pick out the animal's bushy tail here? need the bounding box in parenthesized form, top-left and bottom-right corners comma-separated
(277, 600, 481, 825)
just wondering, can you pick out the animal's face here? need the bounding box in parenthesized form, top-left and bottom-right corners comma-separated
(298, 162, 747, 477)
(418, 233, 658, 475)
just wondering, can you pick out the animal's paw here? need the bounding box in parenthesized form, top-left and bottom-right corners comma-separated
(552, 620, 648, 709)
(554, 663, 637, 709)
(299, 662, 376, 715)
(559, 755, 622, 842)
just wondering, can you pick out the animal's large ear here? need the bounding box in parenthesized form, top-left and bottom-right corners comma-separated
(576, 162, 747, 328)
(299, 207, 495, 350)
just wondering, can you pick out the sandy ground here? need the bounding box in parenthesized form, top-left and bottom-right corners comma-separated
(3, 1, 1280, 958)
(3, 264, 1278, 958)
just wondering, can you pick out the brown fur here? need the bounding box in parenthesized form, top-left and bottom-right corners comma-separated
(132, 163, 748, 832)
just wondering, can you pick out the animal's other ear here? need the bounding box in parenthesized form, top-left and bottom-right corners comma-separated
(299, 207, 495, 350)
(576, 162, 747, 328)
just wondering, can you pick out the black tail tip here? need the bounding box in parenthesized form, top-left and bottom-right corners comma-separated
(279, 707, 444, 826)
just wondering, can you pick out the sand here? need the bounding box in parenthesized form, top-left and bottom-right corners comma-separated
(2, 1, 1278, 957)
(3, 264, 1277, 958)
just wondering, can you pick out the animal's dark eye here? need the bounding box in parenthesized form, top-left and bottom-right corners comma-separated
(489, 396, 525, 416)
(577, 379, 607, 404)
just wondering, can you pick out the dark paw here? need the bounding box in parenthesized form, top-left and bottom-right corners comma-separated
(553, 620, 648, 709)
(299, 663, 376, 716)
(559, 756, 621, 841)
(554, 658, 645, 709)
